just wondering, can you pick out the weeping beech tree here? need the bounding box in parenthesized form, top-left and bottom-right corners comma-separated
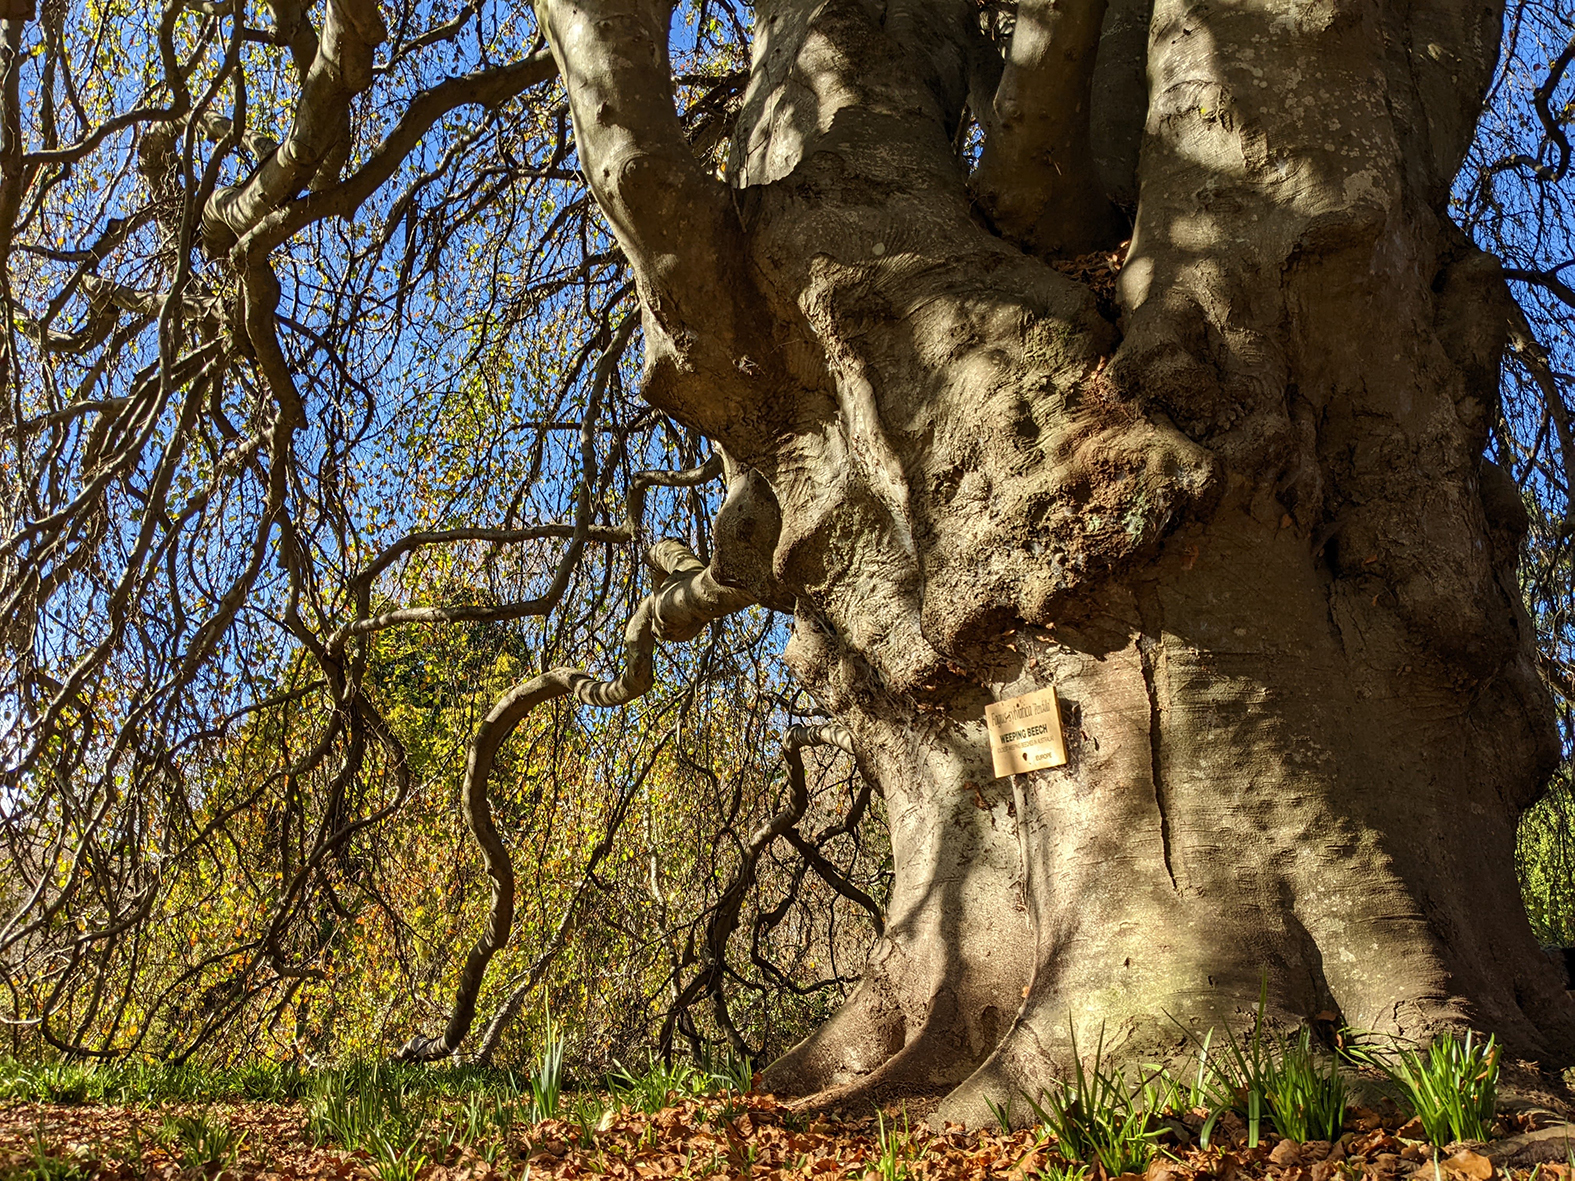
(3, 0, 1575, 1123)
(515, 0, 1575, 1119)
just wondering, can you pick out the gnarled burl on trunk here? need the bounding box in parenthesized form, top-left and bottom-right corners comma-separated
(527, 0, 1575, 1117)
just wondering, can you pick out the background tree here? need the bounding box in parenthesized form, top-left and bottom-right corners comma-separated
(0, 0, 1573, 1123)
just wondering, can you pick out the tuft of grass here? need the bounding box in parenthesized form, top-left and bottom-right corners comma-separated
(0, 1062, 92, 1105)
(984, 1094, 1015, 1134)
(444, 1084, 522, 1160)
(491, 1093, 518, 1139)
(872, 1106, 921, 1181)
(235, 1059, 308, 1102)
(1202, 1024, 1347, 1145)
(306, 1062, 426, 1153)
(700, 1045, 754, 1096)
(1347, 1030, 1498, 1146)
(458, 1091, 494, 1144)
(11, 1122, 94, 1181)
(1167, 990, 1347, 1147)
(528, 1010, 566, 1121)
(609, 1053, 705, 1114)
(1142, 1029, 1220, 1118)
(1025, 1026, 1162, 1177)
(159, 1110, 245, 1173)
(122, 1125, 147, 1173)
(368, 1129, 430, 1181)
(1265, 1027, 1348, 1143)
(0, 1055, 313, 1107)
(571, 1093, 609, 1147)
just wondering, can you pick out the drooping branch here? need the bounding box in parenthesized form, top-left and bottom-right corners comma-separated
(204, 0, 388, 244)
(970, 0, 1123, 257)
(470, 735, 668, 1065)
(1505, 265, 1575, 311)
(396, 469, 771, 1061)
(784, 828, 885, 936)
(345, 415, 725, 623)
(235, 49, 560, 256)
(660, 721, 857, 1059)
(1506, 304, 1575, 533)
(0, 0, 810, 1066)
(330, 313, 641, 648)
(1531, 32, 1574, 181)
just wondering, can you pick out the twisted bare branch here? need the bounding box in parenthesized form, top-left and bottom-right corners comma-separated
(396, 463, 769, 1060)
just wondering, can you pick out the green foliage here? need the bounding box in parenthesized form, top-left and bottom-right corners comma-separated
(1519, 775, 1575, 947)
(1008, 1009, 1347, 1165)
(1161, 990, 1347, 1147)
(295, 1056, 536, 1167)
(1024, 1027, 1162, 1176)
(9, 1126, 79, 1181)
(1195, 1023, 1347, 1145)
(368, 1131, 431, 1181)
(457, 1092, 493, 1144)
(984, 1094, 1015, 1135)
(701, 1045, 754, 1095)
(455, 1089, 519, 1159)
(1261, 1029, 1349, 1143)
(6, 1063, 90, 1105)
(0, 1057, 308, 1106)
(1347, 1031, 1499, 1146)
(1141, 1029, 1218, 1118)
(4, 1124, 93, 1181)
(609, 1053, 709, 1113)
(236, 1060, 309, 1102)
(572, 1093, 610, 1147)
(604, 1045, 750, 1112)
(466, 1097, 515, 1165)
(306, 1062, 426, 1151)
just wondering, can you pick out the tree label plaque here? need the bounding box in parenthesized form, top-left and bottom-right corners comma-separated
(985, 687, 1068, 777)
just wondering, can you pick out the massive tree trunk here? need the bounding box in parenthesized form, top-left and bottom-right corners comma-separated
(535, 0, 1575, 1118)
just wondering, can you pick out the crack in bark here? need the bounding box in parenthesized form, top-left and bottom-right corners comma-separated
(1136, 632, 1178, 893)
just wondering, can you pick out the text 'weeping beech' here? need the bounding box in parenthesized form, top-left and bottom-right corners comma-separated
(413, 0, 1575, 1117)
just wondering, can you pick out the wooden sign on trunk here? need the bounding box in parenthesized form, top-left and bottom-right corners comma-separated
(985, 686, 1068, 777)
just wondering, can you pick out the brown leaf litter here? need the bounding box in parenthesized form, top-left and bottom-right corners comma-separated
(2, 1091, 1573, 1181)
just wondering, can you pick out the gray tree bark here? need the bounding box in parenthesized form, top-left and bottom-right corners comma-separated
(535, 0, 1575, 1117)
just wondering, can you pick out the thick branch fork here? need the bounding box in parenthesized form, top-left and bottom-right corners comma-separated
(534, 0, 781, 444)
(206, 0, 389, 243)
(971, 0, 1122, 257)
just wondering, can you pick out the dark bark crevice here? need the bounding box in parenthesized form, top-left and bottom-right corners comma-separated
(1137, 629, 1177, 895)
